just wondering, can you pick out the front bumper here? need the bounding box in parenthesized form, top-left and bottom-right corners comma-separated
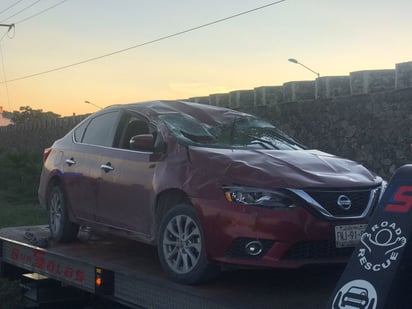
(193, 197, 368, 269)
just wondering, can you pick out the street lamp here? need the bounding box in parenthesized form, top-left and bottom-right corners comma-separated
(84, 100, 103, 109)
(288, 58, 320, 78)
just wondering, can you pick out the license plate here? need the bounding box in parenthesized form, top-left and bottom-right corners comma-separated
(335, 224, 367, 248)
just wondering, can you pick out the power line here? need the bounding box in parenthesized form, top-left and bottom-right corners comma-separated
(0, 0, 25, 16)
(0, 25, 15, 42)
(0, 44, 11, 110)
(0, 24, 15, 109)
(14, 0, 68, 25)
(0, 0, 68, 42)
(0, 0, 68, 110)
(0, 0, 287, 84)
(0, 0, 41, 23)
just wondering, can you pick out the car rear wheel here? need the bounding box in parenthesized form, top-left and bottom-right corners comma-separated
(157, 204, 219, 284)
(48, 185, 79, 242)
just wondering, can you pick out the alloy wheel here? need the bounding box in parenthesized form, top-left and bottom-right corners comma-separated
(162, 214, 202, 274)
(49, 189, 63, 235)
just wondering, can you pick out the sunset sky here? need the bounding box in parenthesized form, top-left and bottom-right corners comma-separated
(0, 0, 411, 116)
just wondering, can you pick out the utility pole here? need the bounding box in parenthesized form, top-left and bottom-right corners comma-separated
(0, 24, 14, 32)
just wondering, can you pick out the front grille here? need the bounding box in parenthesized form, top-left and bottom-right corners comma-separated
(282, 240, 355, 260)
(305, 187, 379, 218)
(226, 238, 275, 259)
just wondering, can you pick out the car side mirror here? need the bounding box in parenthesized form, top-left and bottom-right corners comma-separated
(130, 134, 154, 151)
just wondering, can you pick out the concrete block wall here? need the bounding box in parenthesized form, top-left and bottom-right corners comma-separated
(350, 70, 395, 95)
(396, 61, 412, 89)
(316, 76, 350, 99)
(190, 61, 412, 105)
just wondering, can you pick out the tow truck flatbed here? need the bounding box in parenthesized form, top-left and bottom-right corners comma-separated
(0, 225, 341, 308)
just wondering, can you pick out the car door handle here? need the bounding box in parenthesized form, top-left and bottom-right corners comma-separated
(65, 158, 76, 166)
(100, 163, 114, 173)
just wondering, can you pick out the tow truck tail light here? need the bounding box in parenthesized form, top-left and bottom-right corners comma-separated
(95, 274, 102, 287)
(95, 267, 114, 296)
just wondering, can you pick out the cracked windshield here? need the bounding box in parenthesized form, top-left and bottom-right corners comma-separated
(160, 113, 303, 150)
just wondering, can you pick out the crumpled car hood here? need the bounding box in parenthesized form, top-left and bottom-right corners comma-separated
(187, 147, 381, 189)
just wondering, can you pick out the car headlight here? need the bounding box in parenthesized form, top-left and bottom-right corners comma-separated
(223, 186, 295, 208)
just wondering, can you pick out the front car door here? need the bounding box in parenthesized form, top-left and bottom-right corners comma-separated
(95, 111, 159, 240)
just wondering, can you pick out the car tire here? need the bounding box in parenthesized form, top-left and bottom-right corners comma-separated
(157, 203, 219, 284)
(48, 185, 79, 242)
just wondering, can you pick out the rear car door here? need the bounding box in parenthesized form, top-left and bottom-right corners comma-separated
(62, 111, 120, 222)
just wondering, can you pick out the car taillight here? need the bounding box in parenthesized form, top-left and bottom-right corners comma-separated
(43, 148, 52, 162)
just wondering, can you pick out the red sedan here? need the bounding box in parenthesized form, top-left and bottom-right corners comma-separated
(38, 100, 385, 284)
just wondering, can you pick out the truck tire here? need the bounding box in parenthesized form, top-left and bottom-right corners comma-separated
(48, 185, 79, 242)
(157, 203, 219, 284)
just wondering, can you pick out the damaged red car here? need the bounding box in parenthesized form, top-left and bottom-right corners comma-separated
(38, 100, 385, 284)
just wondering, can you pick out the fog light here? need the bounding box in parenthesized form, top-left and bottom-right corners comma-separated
(245, 241, 263, 256)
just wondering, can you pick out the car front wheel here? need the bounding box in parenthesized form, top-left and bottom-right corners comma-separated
(157, 204, 219, 284)
(48, 185, 79, 242)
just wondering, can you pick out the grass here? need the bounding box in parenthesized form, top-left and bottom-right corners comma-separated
(0, 193, 48, 228)
(0, 149, 42, 205)
(0, 149, 47, 228)
(0, 149, 48, 308)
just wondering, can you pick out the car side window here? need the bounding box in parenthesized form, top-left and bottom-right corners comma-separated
(73, 120, 89, 142)
(117, 115, 150, 150)
(81, 111, 119, 147)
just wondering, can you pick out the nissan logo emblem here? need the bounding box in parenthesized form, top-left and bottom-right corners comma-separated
(337, 195, 352, 210)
